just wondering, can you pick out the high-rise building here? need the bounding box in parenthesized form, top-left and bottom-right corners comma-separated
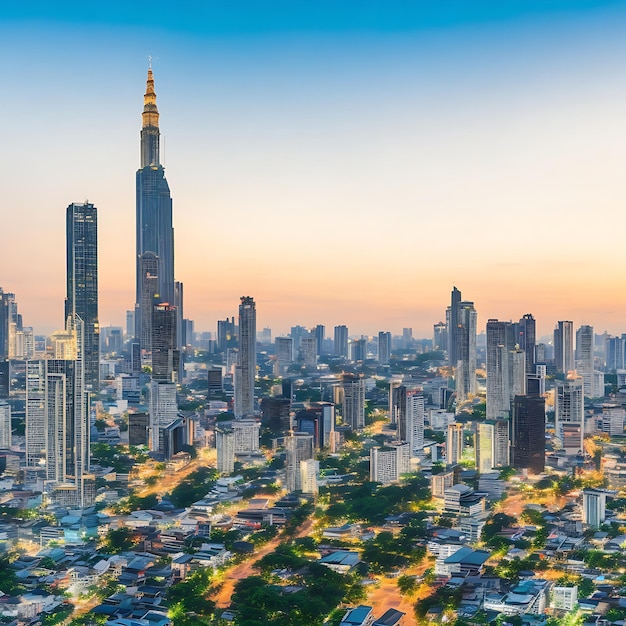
(314, 325, 325, 356)
(274, 337, 294, 375)
(576, 325, 594, 397)
(0, 361, 8, 399)
(300, 336, 317, 369)
(509, 347, 526, 400)
(447, 423, 464, 465)
(65, 202, 99, 391)
(555, 377, 584, 454)
(235, 297, 256, 418)
(232, 419, 260, 453)
(0, 289, 20, 360)
(0, 401, 10, 450)
(554, 321, 574, 374)
(285, 432, 314, 492)
(455, 301, 477, 401)
(582, 489, 609, 529)
(334, 325, 349, 358)
(26, 317, 91, 506)
(217, 317, 236, 351)
(349, 336, 367, 362)
(300, 459, 319, 495)
(446, 286, 462, 367)
(486, 320, 512, 420)
(149, 380, 177, 452)
(216, 423, 235, 474)
(151, 303, 179, 382)
(605, 336, 624, 372)
(392, 386, 424, 456)
(378, 331, 391, 364)
(511, 394, 545, 474)
(135, 68, 176, 352)
(433, 322, 447, 352)
(519, 314, 536, 374)
(370, 442, 410, 485)
(341, 373, 365, 430)
(475, 420, 510, 473)
(601, 404, 625, 436)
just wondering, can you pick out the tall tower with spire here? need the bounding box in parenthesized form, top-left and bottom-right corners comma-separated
(135, 68, 176, 353)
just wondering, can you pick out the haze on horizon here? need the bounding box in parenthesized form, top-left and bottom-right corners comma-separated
(1, 1, 626, 338)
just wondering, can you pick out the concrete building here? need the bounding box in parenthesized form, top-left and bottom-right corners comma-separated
(235, 296, 256, 418)
(447, 423, 464, 465)
(555, 377, 584, 454)
(370, 442, 410, 485)
(216, 424, 235, 474)
(285, 432, 314, 492)
(341, 373, 365, 430)
(601, 404, 625, 436)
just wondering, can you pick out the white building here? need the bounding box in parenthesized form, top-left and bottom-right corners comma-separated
(370, 442, 410, 485)
(149, 381, 177, 451)
(215, 424, 235, 474)
(555, 377, 584, 454)
(286, 432, 314, 491)
(582, 489, 608, 529)
(300, 459, 319, 495)
(447, 423, 464, 464)
(551, 586, 578, 611)
(233, 419, 260, 454)
(0, 401, 11, 450)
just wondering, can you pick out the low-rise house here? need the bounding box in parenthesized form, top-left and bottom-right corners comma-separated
(484, 579, 549, 616)
(318, 550, 362, 574)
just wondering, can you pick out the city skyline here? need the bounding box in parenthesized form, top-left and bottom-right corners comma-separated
(3, 2, 626, 336)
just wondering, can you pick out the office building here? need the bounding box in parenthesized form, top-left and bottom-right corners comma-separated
(392, 385, 424, 456)
(341, 373, 365, 430)
(601, 404, 625, 436)
(455, 301, 477, 402)
(370, 442, 410, 485)
(0, 289, 20, 360)
(149, 380, 177, 452)
(136, 251, 159, 355)
(555, 377, 584, 454)
(300, 459, 319, 495)
(486, 320, 512, 420)
(300, 336, 317, 369)
(128, 413, 150, 446)
(207, 367, 223, 394)
(260, 396, 292, 431)
(475, 419, 510, 473)
(295, 402, 335, 449)
(582, 489, 609, 529)
(447, 423, 464, 465)
(518, 314, 536, 374)
(0, 361, 8, 399)
(350, 336, 367, 362)
(65, 202, 99, 391)
(216, 423, 235, 474)
(446, 286, 462, 367)
(334, 325, 349, 358)
(433, 322, 447, 352)
(217, 317, 236, 351)
(26, 317, 91, 506)
(233, 419, 260, 453)
(314, 325, 325, 356)
(576, 325, 594, 397)
(235, 296, 256, 418)
(151, 303, 180, 382)
(135, 68, 176, 356)
(275, 337, 294, 375)
(512, 394, 545, 474)
(0, 401, 10, 450)
(554, 321, 574, 374)
(285, 432, 314, 492)
(378, 331, 391, 364)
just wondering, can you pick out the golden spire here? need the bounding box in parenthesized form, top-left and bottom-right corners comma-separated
(142, 68, 159, 129)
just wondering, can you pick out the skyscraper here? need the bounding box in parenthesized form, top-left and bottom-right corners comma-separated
(341, 373, 365, 430)
(151, 303, 180, 382)
(486, 320, 512, 420)
(235, 296, 256, 418)
(446, 286, 462, 367)
(455, 301, 477, 402)
(378, 331, 391, 364)
(135, 68, 175, 349)
(518, 314, 536, 374)
(334, 325, 349, 358)
(137, 252, 159, 354)
(576, 324, 594, 397)
(511, 394, 545, 474)
(65, 202, 99, 391)
(554, 321, 574, 374)
(285, 432, 314, 492)
(555, 376, 584, 454)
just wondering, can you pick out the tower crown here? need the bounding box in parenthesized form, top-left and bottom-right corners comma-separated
(142, 69, 160, 128)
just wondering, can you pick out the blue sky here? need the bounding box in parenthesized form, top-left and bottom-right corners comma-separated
(2, 2, 626, 336)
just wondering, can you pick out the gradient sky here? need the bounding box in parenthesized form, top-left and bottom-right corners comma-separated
(2, 1, 626, 338)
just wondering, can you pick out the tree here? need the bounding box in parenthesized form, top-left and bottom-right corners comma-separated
(99, 528, 139, 554)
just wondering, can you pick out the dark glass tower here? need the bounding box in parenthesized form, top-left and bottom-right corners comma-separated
(512, 393, 546, 474)
(65, 202, 99, 391)
(136, 68, 175, 352)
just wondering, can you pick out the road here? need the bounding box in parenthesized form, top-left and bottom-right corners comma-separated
(212, 518, 315, 609)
